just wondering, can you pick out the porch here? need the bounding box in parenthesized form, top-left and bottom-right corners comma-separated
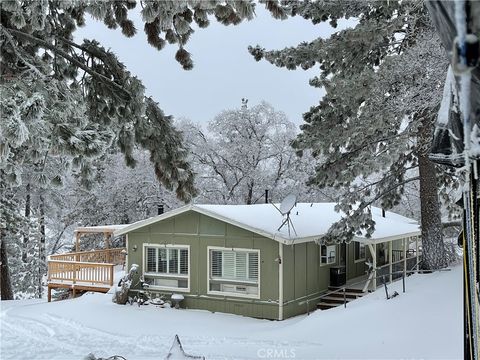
(342, 249, 420, 291)
(319, 235, 421, 310)
(47, 225, 127, 302)
(364, 235, 422, 291)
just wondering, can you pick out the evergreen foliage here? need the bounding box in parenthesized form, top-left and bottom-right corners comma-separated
(249, 1, 453, 268)
(0, 0, 274, 298)
(1, 3, 196, 198)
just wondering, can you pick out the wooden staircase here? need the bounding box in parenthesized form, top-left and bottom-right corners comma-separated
(317, 286, 365, 310)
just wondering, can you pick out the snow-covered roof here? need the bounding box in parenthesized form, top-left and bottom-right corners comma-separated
(75, 224, 130, 234)
(113, 203, 420, 245)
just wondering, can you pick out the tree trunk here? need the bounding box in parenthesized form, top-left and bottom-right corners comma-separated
(22, 183, 31, 263)
(0, 229, 14, 300)
(0, 169, 14, 300)
(417, 113, 447, 270)
(246, 181, 254, 204)
(38, 195, 46, 298)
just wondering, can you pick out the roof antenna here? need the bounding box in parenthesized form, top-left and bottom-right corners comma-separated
(272, 194, 298, 237)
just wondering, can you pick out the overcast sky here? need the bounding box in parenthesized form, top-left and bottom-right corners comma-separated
(76, 6, 343, 126)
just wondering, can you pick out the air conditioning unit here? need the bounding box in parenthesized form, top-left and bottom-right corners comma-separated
(154, 278, 178, 287)
(221, 284, 236, 292)
(219, 283, 258, 295)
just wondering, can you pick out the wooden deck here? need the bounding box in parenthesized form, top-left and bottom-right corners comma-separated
(47, 248, 126, 301)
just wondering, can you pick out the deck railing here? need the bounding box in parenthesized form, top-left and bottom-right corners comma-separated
(391, 249, 416, 263)
(378, 252, 418, 281)
(48, 248, 126, 287)
(48, 260, 115, 287)
(50, 248, 126, 265)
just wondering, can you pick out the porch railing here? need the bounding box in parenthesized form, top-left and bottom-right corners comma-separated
(378, 255, 418, 281)
(49, 248, 125, 265)
(391, 249, 416, 263)
(47, 260, 114, 287)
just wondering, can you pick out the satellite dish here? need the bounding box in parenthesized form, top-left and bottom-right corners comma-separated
(279, 194, 297, 215)
(272, 194, 298, 237)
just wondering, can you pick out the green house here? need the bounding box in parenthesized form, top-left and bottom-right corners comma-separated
(113, 203, 421, 320)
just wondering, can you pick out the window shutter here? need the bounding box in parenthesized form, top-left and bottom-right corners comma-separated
(180, 249, 188, 275)
(158, 248, 167, 273)
(235, 252, 247, 280)
(147, 248, 156, 272)
(248, 252, 258, 280)
(168, 248, 179, 274)
(222, 251, 235, 278)
(211, 250, 222, 277)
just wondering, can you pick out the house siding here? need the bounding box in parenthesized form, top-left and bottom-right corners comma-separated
(126, 211, 280, 319)
(346, 242, 368, 280)
(123, 210, 378, 320)
(281, 242, 333, 318)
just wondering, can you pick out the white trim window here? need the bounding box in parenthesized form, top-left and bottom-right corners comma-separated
(354, 242, 366, 261)
(143, 244, 190, 291)
(208, 247, 260, 298)
(320, 244, 336, 265)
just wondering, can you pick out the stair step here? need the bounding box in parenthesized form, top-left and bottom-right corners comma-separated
(327, 292, 360, 299)
(317, 302, 339, 310)
(321, 296, 354, 304)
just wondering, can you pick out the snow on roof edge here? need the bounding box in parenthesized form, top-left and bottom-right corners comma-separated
(112, 204, 291, 244)
(113, 203, 420, 244)
(113, 204, 193, 237)
(75, 224, 130, 233)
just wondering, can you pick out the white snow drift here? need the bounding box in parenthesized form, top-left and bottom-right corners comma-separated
(0, 266, 461, 359)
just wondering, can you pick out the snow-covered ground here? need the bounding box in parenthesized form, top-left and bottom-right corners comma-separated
(1, 266, 462, 359)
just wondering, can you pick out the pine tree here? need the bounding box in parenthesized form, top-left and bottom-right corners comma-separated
(0, 174, 24, 300)
(0, 1, 277, 298)
(249, 1, 452, 269)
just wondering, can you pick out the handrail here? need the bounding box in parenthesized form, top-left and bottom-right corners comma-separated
(391, 249, 416, 262)
(50, 248, 124, 257)
(47, 260, 115, 287)
(313, 266, 451, 308)
(325, 259, 426, 299)
(377, 253, 417, 269)
(49, 247, 126, 265)
(48, 260, 115, 266)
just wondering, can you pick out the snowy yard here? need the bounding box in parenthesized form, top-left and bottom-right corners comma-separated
(1, 266, 462, 360)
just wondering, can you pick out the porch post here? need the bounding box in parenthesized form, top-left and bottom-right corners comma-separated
(367, 243, 377, 291)
(75, 232, 80, 252)
(415, 236, 419, 272)
(104, 232, 111, 249)
(104, 232, 111, 263)
(389, 241, 393, 284)
(278, 242, 284, 321)
(403, 237, 407, 278)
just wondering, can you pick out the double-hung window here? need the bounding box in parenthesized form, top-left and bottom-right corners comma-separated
(320, 244, 336, 265)
(144, 245, 189, 291)
(208, 247, 259, 298)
